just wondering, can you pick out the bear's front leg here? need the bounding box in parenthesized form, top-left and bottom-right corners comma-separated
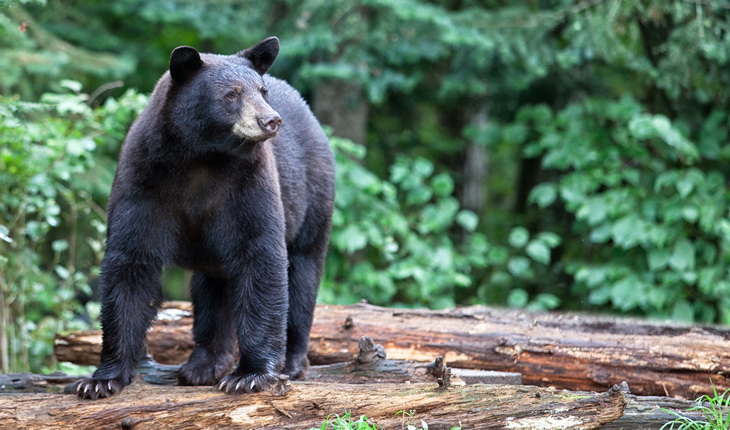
(74, 256, 163, 399)
(217, 241, 289, 394)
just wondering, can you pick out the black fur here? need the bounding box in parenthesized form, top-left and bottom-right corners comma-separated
(73, 37, 334, 399)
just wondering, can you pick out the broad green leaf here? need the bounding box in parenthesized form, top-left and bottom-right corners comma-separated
(681, 206, 699, 223)
(508, 227, 530, 248)
(507, 256, 531, 277)
(536, 232, 561, 248)
(431, 173, 454, 196)
(526, 240, 551, 265)
(610, 276, 644, 311)
(671, 300, 694, 322)
(529, 183, 557, 208)
(51, 239, 69, 252)
(611, 215, 646, 249)
(336, 225, 368, 254)
(647, 249, 670, 271)
(676, 175, 695, 198)
(577, 198, 608, 226)
(54, 265, 70, 280)
(507, 288, 529, 308)
(456, 210, 479, 232)
(0, 224, 11, 244)
(669, 239, 695, 272)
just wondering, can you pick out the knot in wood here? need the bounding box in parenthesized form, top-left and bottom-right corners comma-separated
(120, 417, 146, 429)
(271, 374, 291, 397)
(355, 336, 386, 364)
(427, 355, 452, 389)
(426, 355, 445, 378)
(437, 368, 452, 390)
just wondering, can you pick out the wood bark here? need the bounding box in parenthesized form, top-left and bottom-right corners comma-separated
(55, 302, 730, 398)
(2, 372, 724, 429)
(0, 380, 626, 430)
(313, 80, 368, 144)
(461, 106, 489, 214)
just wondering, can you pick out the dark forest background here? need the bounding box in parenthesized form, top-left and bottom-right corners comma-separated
(2, 0, 730, 373)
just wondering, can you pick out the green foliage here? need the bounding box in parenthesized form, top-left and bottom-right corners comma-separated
(3, 0, 730, 373)
(0, 1, 134, 99)
(312, 410, 462, 430)
(312, 411, 381, 430)
(661, 384, 730, 429)
(513, 97, 730, 322)
(322, 134, 480, 308)
(322, 134, 561, 310)
(0, 83, 146, 372)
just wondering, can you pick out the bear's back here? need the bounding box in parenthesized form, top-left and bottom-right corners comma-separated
(263, 75, 334, 245)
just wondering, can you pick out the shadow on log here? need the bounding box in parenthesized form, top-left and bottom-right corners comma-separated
(55, 302, 730, 398)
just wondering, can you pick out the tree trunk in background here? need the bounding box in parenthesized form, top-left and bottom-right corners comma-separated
(313, 80, 368, 144)
(0, 287, 8, 374)
(461, 106, 489, 215)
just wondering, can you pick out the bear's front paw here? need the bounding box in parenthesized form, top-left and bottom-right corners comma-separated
(217, 372, 276, 394)
(72, 377, 126, 400)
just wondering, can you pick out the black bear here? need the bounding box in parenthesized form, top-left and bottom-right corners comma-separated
(74, 37, 334, 399)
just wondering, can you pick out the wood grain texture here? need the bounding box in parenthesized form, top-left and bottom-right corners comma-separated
(0, 380, 626, 430)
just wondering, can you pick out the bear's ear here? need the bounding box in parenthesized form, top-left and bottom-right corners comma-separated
(238, 37, 280, 76)
(170, 46, 203, 83)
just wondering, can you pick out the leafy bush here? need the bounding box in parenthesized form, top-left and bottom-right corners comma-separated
(518, 97, 730, 323)
(321, 134, 561, 310)
(0, 82, 146, 372)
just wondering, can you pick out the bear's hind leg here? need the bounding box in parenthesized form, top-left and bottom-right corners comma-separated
(178, 272, 234, 386)
(282, 250, 320, 379)
(283, 209, 331, 379)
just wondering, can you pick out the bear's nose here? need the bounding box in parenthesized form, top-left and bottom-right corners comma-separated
(259, 114, 282, 134)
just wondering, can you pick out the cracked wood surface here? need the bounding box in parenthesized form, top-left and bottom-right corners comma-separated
(0, 380, 626, 430)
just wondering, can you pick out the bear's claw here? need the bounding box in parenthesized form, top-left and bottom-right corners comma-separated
(73, 377, 125, 400)
(217, 372, 276, 394)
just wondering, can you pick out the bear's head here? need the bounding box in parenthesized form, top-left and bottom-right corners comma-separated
(165, 37, 283, 153)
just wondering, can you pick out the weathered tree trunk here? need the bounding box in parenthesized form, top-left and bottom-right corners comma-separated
(313, 80, 369, 144)
(461, 106, 489, 214)
(0, 380, 626, 430)
(55, 302, 730, 399)
(0, 372, 80, 393)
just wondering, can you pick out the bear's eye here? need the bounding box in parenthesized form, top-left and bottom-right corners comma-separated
(225, 91, 239, 101)
(260, 86, 268, 97)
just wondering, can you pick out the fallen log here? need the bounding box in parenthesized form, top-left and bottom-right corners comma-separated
(0, 380, 626, 430)
(55, 302, 730, 398)
(0, 372, 79, 394)
(2, 373, 723, 428)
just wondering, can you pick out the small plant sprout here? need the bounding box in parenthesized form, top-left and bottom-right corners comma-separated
(661, 384, 730, 430)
